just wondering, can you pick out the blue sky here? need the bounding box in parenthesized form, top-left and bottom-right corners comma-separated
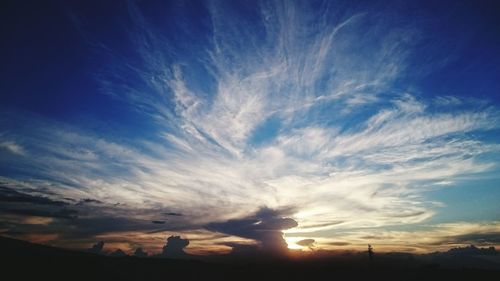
(0, 0, 499, 254)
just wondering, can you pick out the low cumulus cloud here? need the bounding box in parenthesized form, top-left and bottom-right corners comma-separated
(297, 239, 315, 250)
(88, 241, 104, 254)
(134, 247, 148, 257)
(162, 235, 190, 258)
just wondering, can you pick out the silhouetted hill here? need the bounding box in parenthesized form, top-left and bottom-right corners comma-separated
(0, 236, 498, 281)
(422, 245, 500, 270)
(445, 245, 497, 256)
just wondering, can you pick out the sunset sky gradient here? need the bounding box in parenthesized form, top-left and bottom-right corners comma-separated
(1, 0, 499, 255)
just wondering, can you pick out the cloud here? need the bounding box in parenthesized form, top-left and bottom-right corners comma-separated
(449, 232, 500, 245)
(88, 241, 104, 254)
(0, 178, 199, 244)
(0, 140, 25, 155)
(163, 212, 182, 217)
(134, 247, 148, 257)
(0, 185, 68, 207)
(293, 221, 500, 253)
(295, 238, 316, 251)
(328, 242, 351, 246)
(162, 235, 189, 258)
(444, 245, 498, 256)
(219, 242, 260, 256)
(206, 207, 298, 253)
(296, 239, 315, 248)
(0, 185, 79, 221)
(78, 198, 103, 205)
(59, 216, 181, 239)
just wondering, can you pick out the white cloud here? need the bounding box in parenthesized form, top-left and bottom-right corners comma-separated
(2, 0, 500, 250)
(292, 221, 500, 253)
(0, 140, 25, 155)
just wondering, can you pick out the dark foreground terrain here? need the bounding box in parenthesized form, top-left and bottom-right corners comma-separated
(1, 236, 498, 281)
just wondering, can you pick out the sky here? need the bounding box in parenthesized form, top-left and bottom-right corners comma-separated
(1, 0, 500, 256)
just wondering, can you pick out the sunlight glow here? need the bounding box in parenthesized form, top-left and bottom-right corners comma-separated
(285, 237, 310, 250)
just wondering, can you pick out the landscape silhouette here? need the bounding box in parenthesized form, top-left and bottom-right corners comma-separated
(2, 235, 499, 281)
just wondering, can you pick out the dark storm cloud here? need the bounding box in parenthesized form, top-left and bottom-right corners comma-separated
(448, 232, 500, 245)
(0, 206, 78, 219)
(49, 208, 78, 219)
(206, 207, 298, 253)
(78, 198, 103, 205)
(163, 212, 183, 216)
(56, 216, 172, 239)
(0, 185, 68, 206)
(1, 185, 286, 250)
(0, 185, 79, 221)
(0, 182, 195, 242)
(1, 211, 193, 251)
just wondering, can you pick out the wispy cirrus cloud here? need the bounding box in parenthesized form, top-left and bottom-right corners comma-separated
(0, 139, 25, 156)
(286, 221, 500, 253)
(1, 0, 499, 253)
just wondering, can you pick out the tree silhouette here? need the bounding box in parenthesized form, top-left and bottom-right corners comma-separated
(368, 244, 374, 262)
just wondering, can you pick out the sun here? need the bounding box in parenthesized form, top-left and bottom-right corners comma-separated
(285, 237, 307, 250)
(287, 243, 305, 250)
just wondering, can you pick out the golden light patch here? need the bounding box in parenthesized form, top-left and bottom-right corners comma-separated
(0, 214, 53, 225)
(23, 233, 59, 243)
(287, 243, 304, 250)
(22, 216, 54, 225)
(285, 237, 311, 250)
(104, 242, 133, 253)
